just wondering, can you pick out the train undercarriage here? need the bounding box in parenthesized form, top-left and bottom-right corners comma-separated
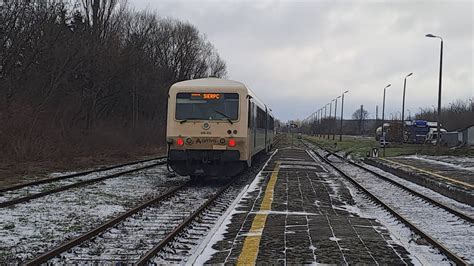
(168, 150, 247, 177)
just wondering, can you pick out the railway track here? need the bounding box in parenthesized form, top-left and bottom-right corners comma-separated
(25, 176, 239, 264)
(24, 150, 273, 265)
(0, 157, 166, 208)
(136, 177, 241, 265)
(302, 140, 473, 265)
(312, 143, 473, 222)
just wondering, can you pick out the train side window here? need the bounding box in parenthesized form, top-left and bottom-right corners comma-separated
(256, 107, 265, 129)
(248, 101, 252, 128)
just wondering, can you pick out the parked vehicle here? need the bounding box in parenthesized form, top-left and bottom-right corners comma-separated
(404, 120, 430, 144)
(425, 127, 448, 144)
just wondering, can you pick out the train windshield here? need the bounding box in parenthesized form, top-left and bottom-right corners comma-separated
(176, 93, 239, 121)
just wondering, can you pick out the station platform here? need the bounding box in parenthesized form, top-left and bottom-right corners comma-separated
(201, 148, 411, 264)
(365, 156, 473, 206)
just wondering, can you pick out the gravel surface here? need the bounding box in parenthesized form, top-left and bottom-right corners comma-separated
(401, 155, 474, 170)
(0, 164, 185, 263)
(361, 163, 474, 218)
(343, 182, 451, 265)
(0, 159, 164, 205)
(149, 152, 274, 264)
(336, 158, 473, 263)
(55, 185, 220, 263)
(302, 142, 468, 264)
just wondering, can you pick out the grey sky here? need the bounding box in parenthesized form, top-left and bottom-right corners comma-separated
(132, 0, 473, 121)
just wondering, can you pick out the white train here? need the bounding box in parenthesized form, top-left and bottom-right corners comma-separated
(166, 78, 274, 178)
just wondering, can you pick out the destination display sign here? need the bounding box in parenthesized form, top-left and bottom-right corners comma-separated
(190, 93, 221, 100)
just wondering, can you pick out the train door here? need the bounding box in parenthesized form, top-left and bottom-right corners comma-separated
(252, 102, 257, 148)
(248, 99, 255, 151)
(264, 106, 268, 151)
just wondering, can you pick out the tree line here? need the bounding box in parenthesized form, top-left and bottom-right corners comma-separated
(0, 0, 227, 161)
(416, 99, 473, 130)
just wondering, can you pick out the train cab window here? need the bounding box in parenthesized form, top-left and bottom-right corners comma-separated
(176, 93, 239, 121)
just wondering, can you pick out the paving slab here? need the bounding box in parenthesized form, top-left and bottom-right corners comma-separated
(205, 148, 412, 264)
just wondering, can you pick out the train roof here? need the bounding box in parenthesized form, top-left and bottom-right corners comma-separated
(171, 77, 245, 89)
(170, 78, 272, 115)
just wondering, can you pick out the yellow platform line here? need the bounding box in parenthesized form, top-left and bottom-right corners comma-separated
(379, 158, 474, 189)
(237, 162, 280, 265)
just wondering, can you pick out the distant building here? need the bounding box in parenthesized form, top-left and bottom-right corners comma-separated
(459, 124, 474, 146)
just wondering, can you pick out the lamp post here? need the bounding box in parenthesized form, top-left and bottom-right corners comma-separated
(426, 33, 443, 147)
(328, 101, 334, 139)
(401, 72, 413, 143)
(316, 109, 319, 137)
(324, 104, 329, 138)
(319, 108, 323, 137)
(333, 96, 341, 140)
(339, 90, 349, 141)
(382, 84, 391, 156)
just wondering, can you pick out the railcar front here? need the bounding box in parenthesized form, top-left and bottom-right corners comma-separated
(166, 78, 251, 177)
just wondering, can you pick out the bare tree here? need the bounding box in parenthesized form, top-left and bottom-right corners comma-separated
(352, 108, 369, 120)
(0, 1, 228, 162)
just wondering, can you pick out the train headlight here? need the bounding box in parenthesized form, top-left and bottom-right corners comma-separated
(176, 138, 184, 146)
(228, 139, 236, 147)
(186, 138, 193, 145)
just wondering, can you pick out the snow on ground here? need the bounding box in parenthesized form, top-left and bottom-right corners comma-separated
(187, 186, 248, 265)
(401, 155, 474, 171)
(59, 185, 218, 262)
(342, 180, 451, 265)
(303, 144, 459, 265)
(0, 159, 164, 204)
(192, 150, 277, 264)
(362, 163, 474, 217)
(0, 164, 186, 263)
(338, 163, 473, 263)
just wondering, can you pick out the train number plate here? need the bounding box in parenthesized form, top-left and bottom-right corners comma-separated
(213, 145, 226, 150)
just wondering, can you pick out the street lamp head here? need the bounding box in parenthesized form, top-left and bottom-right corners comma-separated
(426, 33, 443, 41)
(343, 90, 349, 94)
(406, 72, 413, 77)
(384, 84, 391, 89)
(336, 96, 341, 99)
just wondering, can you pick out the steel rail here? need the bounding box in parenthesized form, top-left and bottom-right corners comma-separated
(307, 141, 473, 223)
(0, 156, 166, 193)
(302, 141, 468, 266)
(136, 178, 236, 265)
(0, 160, 166, 208)
(25, 182, 187, 265)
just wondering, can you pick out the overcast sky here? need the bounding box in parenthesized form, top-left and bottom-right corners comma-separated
(132, 0, 473, 122)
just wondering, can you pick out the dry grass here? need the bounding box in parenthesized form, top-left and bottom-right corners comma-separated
(0, 117, 166, 188)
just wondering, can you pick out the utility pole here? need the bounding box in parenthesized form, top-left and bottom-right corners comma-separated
(324, 105, 327, 138)
(382, 84, 391, 157)
(339, 90, 349, 141)
(333, 96, 341, 140)
(359, 105, 364, 135)
(328, 101, 333, 139)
